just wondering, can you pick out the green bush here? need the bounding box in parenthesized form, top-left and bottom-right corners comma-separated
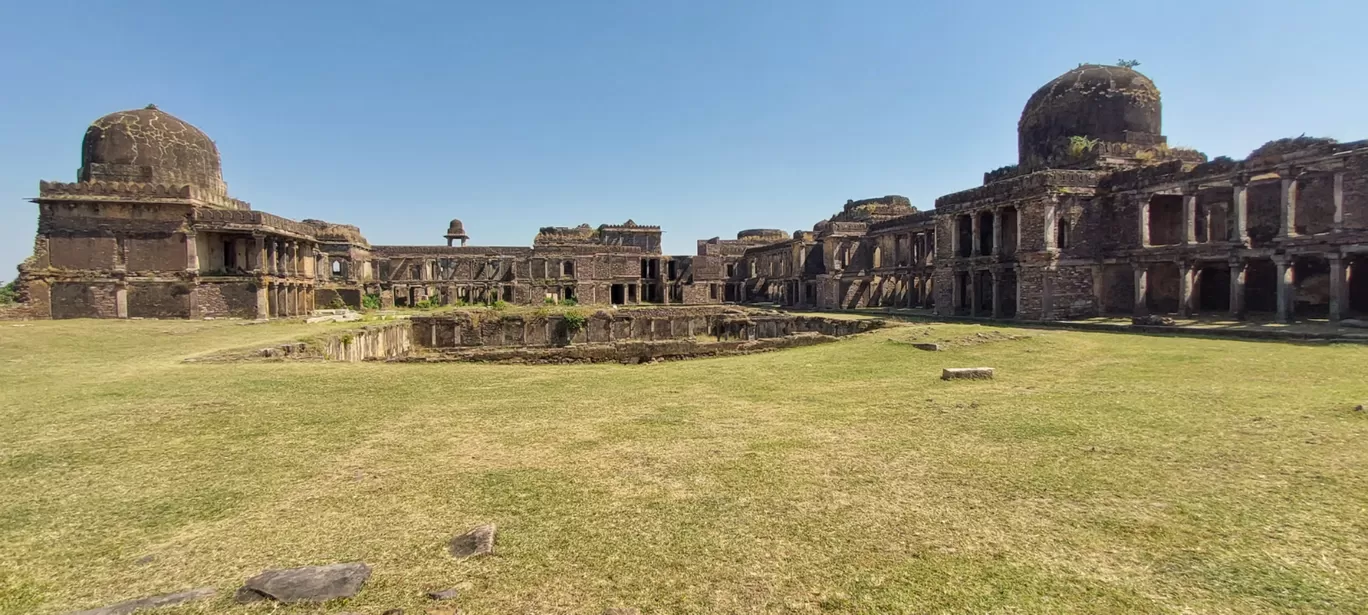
(328, 297, 347, 310)
(562, 309, 588, 334)
(414, 298, 434, 310)
(0, 280, 16, 305)
(561, 297, 578, 307)
(361, 294, 382, 310)
(544, 296, 558, 305)
(489, 299, 508, 310)
(1067, 135, 1099, 158)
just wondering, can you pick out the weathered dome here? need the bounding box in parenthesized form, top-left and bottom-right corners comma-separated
(80, 105, 226, 194)
(445, 218, 469, 238)
(1018, 65, 1162, 167)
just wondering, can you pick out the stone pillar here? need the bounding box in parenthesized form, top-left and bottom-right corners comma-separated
(1182, 191, 1198, 245)
(1178, 262, 1194, 317)
(185, 232, 200, 272)
(253, 235, 266, 272)
(951, 273, 960, 312)
(1232, 182, 1249, 243)
(1133, 265, 1149, 316)
(991, 270, 1001, 318)
(1329, 254, 1345, 322)
(970, 213, 981, 256)
(1138, 195, 1150, 247)
(1275, 257, 1293, 323)
(1279, 169, 1298, 238)
(1333, 172, 1345, 232)
(1229, 259, 1246, 319)
(1044, 200, 1058, 250)
(256, 282, 269, 319)
(992, 209, 1002, 256)
(115, 284, 128, 319)
(967, 271, 978, 316)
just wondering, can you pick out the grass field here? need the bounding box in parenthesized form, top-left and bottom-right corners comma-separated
(2, 318, 1367, 614)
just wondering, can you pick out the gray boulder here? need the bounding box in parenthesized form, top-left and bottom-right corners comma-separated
(233, 562, 371, 604)
(67, 587, 215, 615)
(449, 524, 496, 558)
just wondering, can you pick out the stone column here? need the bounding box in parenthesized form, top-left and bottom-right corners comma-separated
(256, 282, 269, 319)
(952, 272, 962, 312)
(1232, 181, 1249, 243)
(991, 270, 1001, 318)
(1178, 262, 1194, 317)
(1044, 199, 1058, 251)
(1182, 191, 1198, 245)
(115, 283, 128, 319)
(1333, 172, 1345, 232)
(970, 213, 981, 256)
(1279, 169, 1298, 238)
(1275, 257, 1293, 323)
(967, 271, 978, 317)
(1138, 194, 1150, 247)
(1329, 254, 1345, 322)
(1133, 264, 1149, 316)
(185, 232, 200, 272)
(1229, 259, 1246, 319)
(992, 209, 1003, 256)
(253, 234, 266, 272)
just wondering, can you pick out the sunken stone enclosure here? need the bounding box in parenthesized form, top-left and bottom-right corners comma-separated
(408, 307, 882, 363)
(11, 64, 1368, 327)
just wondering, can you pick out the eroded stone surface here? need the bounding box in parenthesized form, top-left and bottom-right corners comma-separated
(942, 367, 994, 380)
(234, 562, 370, 604)
(67, 587, 215, 615)
(449, 524, 496, 558)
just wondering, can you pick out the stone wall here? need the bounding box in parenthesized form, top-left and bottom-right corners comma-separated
(410, 307, 881, 350)
(128, 283, 191, 319)
(50, 282, 118, 319)
(200, 282, 259, 318)
(318, 321, 413, 362)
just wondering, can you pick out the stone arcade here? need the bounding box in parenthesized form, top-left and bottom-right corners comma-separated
(12, 65, 1368, 323)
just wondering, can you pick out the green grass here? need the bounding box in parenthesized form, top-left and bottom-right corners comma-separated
(1, 319, 1367, 614)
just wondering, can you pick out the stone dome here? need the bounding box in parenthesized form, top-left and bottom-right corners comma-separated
(1018, 65, 1162, 167)
(80, 105, 226, 194)
(445, 218, 469, 238)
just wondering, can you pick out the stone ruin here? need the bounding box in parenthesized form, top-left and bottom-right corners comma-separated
(11, 64, 1368, 325)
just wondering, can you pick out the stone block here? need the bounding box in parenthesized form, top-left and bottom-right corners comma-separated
(942, 367, 994, 380)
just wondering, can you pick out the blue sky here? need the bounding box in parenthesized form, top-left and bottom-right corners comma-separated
(2, 0, 1365, 277)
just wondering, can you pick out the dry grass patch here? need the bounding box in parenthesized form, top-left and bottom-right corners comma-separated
(1, 319, 1367, 613)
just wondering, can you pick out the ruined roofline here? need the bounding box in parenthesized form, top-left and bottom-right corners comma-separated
(371, 244, 649, 256)
(35, 180, 252, 210)
(934, 169, 1105, 210)
(868, 209, 937, 232)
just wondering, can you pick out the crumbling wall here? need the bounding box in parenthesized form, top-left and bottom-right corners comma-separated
(48, 235, 117, 269)
(410, 307, 881, 350)
(126, 234, 188, 272)
(199, 282, 258, 318)
(128, 283, 191, 319)
(50, 282, 118, 319)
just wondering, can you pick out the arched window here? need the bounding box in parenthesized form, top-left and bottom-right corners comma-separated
(331, 259, 342, 275)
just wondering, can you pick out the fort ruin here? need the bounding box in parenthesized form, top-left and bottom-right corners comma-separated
(11, 65, 1368, 324)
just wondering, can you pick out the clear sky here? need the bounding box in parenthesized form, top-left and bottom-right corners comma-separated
(2, 0, 1365, 278)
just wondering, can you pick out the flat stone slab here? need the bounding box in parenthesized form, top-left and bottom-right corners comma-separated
(68, 587, 215, 615)
(942, 367, 994, 380)
(911, 342, 941, 351)
(449, 524, 496, 558)
(234, 562, 371, 604)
